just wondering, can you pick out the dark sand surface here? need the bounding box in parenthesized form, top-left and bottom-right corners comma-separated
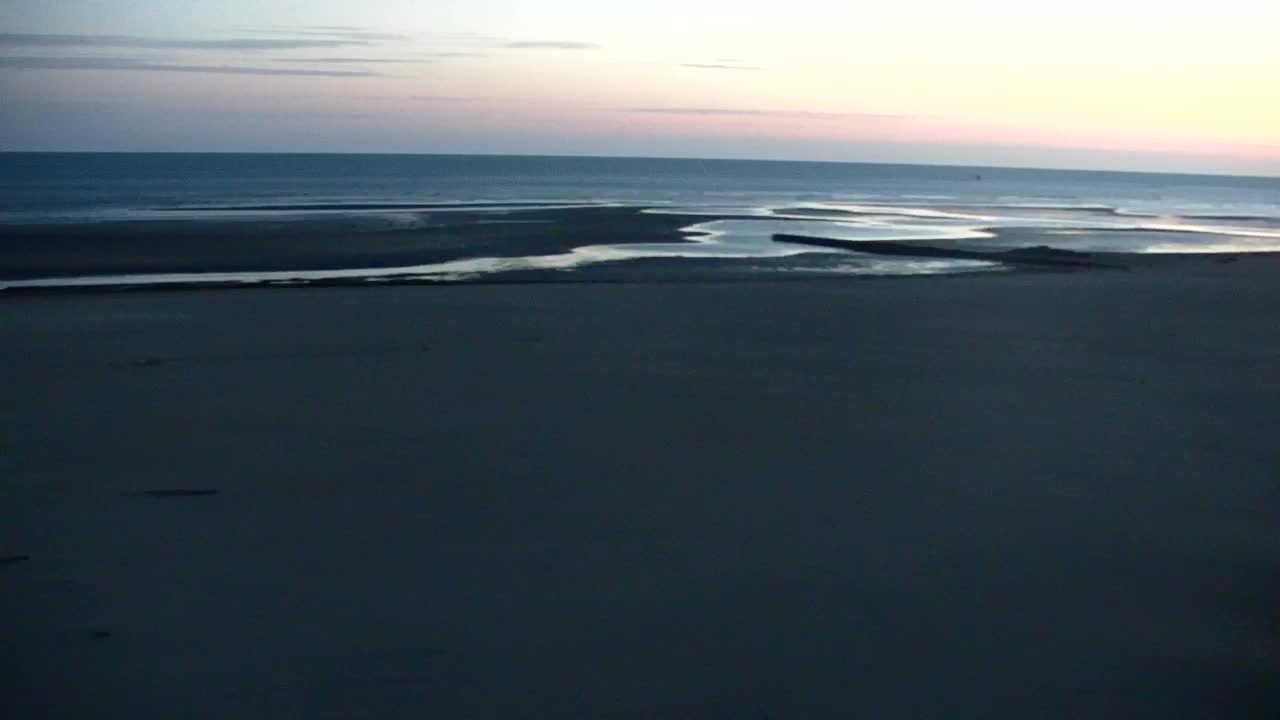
(3, 260, 1279, 718)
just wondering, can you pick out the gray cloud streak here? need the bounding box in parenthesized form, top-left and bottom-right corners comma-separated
(0, 32, 367, 50)
(0, 56, 381, 77)
(409, 95, 502, 103)
(505, 41, 599, 50)
(680, 63, 762, 71)
(630, 107, 912, 121)
(274, 57, 427, 64)
(283, 29, 407, 41)
(243, 26, 409, 41)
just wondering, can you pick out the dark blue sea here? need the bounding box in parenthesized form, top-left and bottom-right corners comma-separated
(2, 153, 1277, 288)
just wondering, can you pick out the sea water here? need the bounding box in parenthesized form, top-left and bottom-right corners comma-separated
(2, 153, 1277, 288)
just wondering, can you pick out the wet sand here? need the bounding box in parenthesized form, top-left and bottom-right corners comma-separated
(0, 206, 724, 280)
(2, 259, 1279, 718)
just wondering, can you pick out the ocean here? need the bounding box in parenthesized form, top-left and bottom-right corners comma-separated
(2, 152, 1278, 289)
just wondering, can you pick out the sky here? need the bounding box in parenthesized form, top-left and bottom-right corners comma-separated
(1, 0, 1277, 175)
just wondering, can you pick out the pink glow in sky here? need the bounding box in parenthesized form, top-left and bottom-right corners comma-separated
(1, 0, 1277, 175)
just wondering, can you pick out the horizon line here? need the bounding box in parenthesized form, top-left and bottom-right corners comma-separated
(1, 148, 1276, 181)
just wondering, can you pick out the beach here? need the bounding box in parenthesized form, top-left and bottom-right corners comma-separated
(3, 258, 1278, 718)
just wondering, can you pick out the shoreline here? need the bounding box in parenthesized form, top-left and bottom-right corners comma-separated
(5, 201, 1277, 292)
(2, 247, 1275, 297)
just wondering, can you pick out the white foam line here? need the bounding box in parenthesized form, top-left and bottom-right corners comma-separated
(810, 259, 1003, 275)
(1143, 242, 1280, 254)
(763, 202, 1280, 241)
(639, 206, 774, 217)
(1141, 222, 1280, 240)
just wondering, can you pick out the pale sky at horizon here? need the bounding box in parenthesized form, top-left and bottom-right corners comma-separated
(2, 0, 1277, 175)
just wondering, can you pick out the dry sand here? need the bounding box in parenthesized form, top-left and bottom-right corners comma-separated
(3, 259, 1279, 718)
